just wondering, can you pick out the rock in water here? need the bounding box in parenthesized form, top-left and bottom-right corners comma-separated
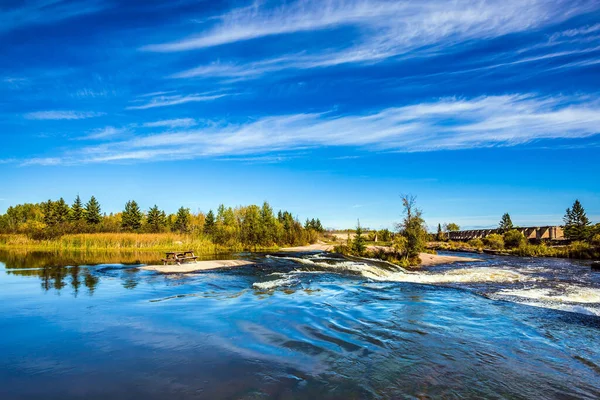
(592, 261, 600, 271)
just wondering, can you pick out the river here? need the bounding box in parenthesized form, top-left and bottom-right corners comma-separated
(1, 249, 599, 399)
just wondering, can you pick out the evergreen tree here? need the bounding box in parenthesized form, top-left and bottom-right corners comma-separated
(42, 200, 56, 227)
(173, 207, 191, 233)
(54, 198, 70, 224)
(499, 213, 513, 231)
(85, 196, 102, 225)
(146, 205, 166, 233)
(352, 220, 366, 255)
(436, 223, 444, 241)
(204, 210, 216, 236)
(70, 195, 84, 222)
(121, 200, 143, 231)
(260, 201, 275, 246)
(564, 200, 591, 241)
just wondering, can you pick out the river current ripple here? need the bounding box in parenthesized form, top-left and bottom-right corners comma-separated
(1, 251, 599, 399)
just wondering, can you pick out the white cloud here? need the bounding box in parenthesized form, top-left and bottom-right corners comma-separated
(1, 0, 106, 33)
(142, 118, 197, 128)
(154, 0, 599, 79)
(126, 93, 227, 109)
(80, 126, 127, 140)
(28, 94, 600, 165)
(24, 110, 105, 120)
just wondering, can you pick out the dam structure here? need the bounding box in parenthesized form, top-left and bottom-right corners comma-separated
(448, 226, 564, 241)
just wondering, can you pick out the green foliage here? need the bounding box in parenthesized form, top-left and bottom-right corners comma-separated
(591, 234, 600, 246)
(444, 222, 460, 232)
(70, 195, 85, 222)
(564, 199, 591, 241)
(173, 207, 191, 233)
(121, 200, 143, 231)
(436, 223, 444, 241)
(499, 213, 513, 231)
(484, 233, 504, 250)
(85, 196, 102, 225)
(468, 238, 484, 249)
(503, 229, 526, 248)
(398, 195, 428, 263)
(378, 229, 392, 242)
(204, 210, 216, 236)
(146, 205, 167, 233)
(352, 220, 366, 255)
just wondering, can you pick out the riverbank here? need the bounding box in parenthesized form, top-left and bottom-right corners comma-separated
(429, 240, 600, 260)
(141, 260, 255, 273)
(0, 233, 279, 253)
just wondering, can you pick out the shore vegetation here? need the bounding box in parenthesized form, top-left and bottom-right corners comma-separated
(0, 197, 323, 252)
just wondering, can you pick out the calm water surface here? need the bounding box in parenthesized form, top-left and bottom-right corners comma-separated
(1, 250, 599, 399)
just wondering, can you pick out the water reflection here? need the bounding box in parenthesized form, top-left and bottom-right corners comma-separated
(0, 249, 153, 295)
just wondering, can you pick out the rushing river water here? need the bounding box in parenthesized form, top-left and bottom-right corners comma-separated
(1, 250, 599, 399)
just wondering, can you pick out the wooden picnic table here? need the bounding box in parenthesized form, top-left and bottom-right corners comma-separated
(161, 250, 198, 265)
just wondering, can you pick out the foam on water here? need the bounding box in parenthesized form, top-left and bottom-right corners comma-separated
(266, 254, 600, 316)
(497, 286, 600, 304)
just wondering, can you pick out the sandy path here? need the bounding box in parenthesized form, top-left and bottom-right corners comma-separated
(279, 243, 335, 252)
(140, 260, 254, 273)
(418, 252, 481, 266)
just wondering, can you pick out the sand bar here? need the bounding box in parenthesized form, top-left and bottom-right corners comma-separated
(418, 252, 481, 266)
(141, 260, 254, 273)
(279, 243, 334, 252)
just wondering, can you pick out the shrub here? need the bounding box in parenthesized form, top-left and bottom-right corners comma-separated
(591, 234, 600, 246)
(503, 229, 526, 248)
(468, 238, 484, 249)
(484, 233, 504, 250)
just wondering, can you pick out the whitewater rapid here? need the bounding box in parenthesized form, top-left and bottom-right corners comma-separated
(257, 253, 600, 317)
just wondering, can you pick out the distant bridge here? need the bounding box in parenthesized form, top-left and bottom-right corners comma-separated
(448, 226, 564, 241)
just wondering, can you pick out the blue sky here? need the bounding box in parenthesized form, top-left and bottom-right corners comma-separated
(1, 0, 599, 230)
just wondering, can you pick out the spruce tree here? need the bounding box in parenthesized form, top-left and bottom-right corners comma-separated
(54, 198, 70, 223)
(85, 196, 102, 225)
(70, 195, 84, 222)
(436, 223, 443, 241)
(352, 220, 366, 255)
(42, 200, 56, 227)
(499, 213, 513, 231)
(204, 210, 215, 236)
(146, 205, 166, 233)
(564, 200, 591, 241)
(121, 200, 143, 231)
(173, 207, 191, 233)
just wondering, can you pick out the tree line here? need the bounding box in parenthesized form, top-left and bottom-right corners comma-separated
(0, 196, 325, 248)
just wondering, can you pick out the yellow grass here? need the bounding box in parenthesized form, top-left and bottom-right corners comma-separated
(0, 233, 245, 253)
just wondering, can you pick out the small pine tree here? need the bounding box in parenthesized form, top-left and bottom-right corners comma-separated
(70, 195, 85, 222)
(42, 200, 56, 227)
(204, 210, 216, 236)
(173, 207, 191, 233)
(499, 213, 513, 231)
(146, 205, 166, 233)
(54, 198, 70, 223)
(564, 200, 591, 241)
(436, 223, 443, 241)
(85, 196, 102, 225)
(352, 220, 366, 255)
(121, 200, 143, 231)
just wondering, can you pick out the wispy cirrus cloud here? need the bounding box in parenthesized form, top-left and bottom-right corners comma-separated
(23, 93, 600, 165)
(153, 0, 600, 80)
(142, 118, 197, 128)
(1, 0, 106, 33)
(79, 126, 127, 140)
(126, 93, 228, 110)
(24, 110, 105, 120)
